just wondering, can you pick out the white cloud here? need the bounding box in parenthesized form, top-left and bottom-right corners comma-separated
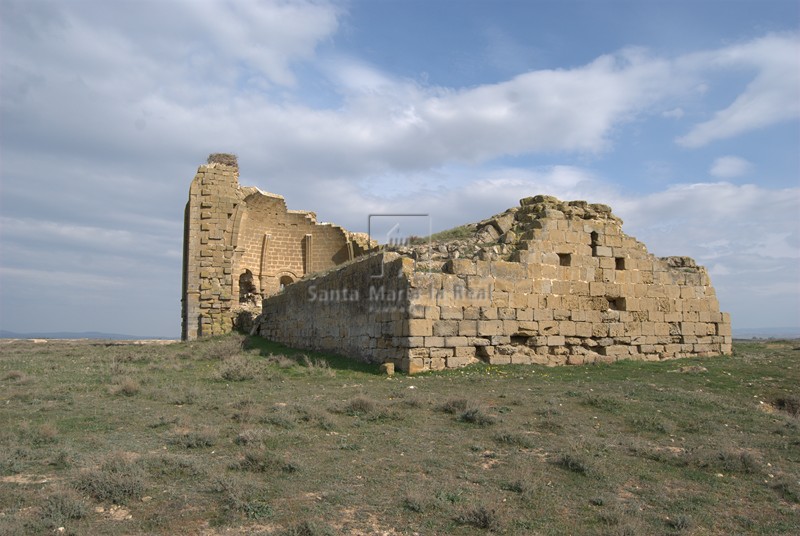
(709, 156, 753, 178)
(609, 182, 800, 261)
(187, 0, 340, 87)
(676, 33, 800, 147)
(281, 164, 604, 234)
(0, 266, 124, 290)
(0, 217, 174, 258)
(3, 2, 796, 182)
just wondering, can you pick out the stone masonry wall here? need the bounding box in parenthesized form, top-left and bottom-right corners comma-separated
(253, 195, 732, 373)
(182, 162, 243, 340)
(256, 253, 413, 362)
(395, 196, 732, 372)
(182, 156, 374, 341)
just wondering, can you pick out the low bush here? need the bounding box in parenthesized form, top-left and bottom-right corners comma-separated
(437, 398, 469, 414)
(109, 377, 140, 396)
(555, 453, 591, 475)
(217, 356, 257, 381)
(168, 427, 217, 449)
(459, 407, 496, 426)
(75, 453, 145, 503)
(39, 488, 87, 529)
(342, 396, 376, 416)
(455, 505, 502, 530)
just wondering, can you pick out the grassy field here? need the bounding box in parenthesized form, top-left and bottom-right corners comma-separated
(0, 335, 798, 535)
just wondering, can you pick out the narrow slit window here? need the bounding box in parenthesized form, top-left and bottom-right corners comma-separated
(615, 257, 626, 270)
(590, 231, 599, 257)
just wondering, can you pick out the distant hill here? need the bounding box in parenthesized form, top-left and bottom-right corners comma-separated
(733, 326, 800, 339)
(0, 330, 174, 340)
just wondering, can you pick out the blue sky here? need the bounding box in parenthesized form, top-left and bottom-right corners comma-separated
(1, 0, 798, 337)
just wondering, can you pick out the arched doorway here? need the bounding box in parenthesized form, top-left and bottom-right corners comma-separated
(279, 275, 294, 292)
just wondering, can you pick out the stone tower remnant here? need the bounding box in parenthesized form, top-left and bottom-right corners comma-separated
(181, 154, 373, 340)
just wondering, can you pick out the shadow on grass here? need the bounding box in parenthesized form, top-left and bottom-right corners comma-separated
(243, 335, 382, 375)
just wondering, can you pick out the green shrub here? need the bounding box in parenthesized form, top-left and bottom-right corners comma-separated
(109, 377, 140, 396)
(230, 449, 299, 474)
(459, 407, 496, 426)
(278, 520, 337, 536)
(455, 505, 502, 530)
(342, 397, 376, 416)
(493, 431, 535, 448)
(437, 398, 469, 414)
(666, 513, 692, 531)
(168, 428, 217, 449)
(774, 395, 800, 417)
(40, 488, 87, 528)
(217, 356, 256, 381)
(75, 454, 145, 503)
(555, 453, 590, 475)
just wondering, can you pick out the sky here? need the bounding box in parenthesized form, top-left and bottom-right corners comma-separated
(0, 0, 798, 338)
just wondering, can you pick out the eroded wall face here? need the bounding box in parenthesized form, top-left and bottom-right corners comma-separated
(398, 208, 731, 372)
(182, 160, 370, 340)
(254, 197, 732, 373)
(182, 163, 243, 340)
(234, 196, 354, 297)
(255, 254, 414, 361)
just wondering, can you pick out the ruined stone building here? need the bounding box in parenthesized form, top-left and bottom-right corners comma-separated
(183, 156, 732, 372)
(181, 154, 373, 340)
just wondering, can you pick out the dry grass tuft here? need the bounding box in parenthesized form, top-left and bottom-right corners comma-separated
(234, 429, 265, 446)
(266, 354, 297, 368)
(75, 452, 145, 504)
(437, 397, 469, 414)
(342, 396, 377, 416)
(299, 354, 335, 376)
(493, 431, 535, 448)
(455, 505, 503, 530)
(168, 427, 217, 449)
(278, 520, 336, 536)
(459, 407, 497, 426)
(35, 423, 59, 445)
(3, 370, 31, 383)
(109, 376, 140, 396)
(217, 355, 257, 381)
(230, 448, 299, 474)
(773, 394, 800, 417)
(555, 452, 591, 475)
(39, 487, 88, 529)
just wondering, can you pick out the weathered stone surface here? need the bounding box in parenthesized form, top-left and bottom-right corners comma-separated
(182, 155, 376, 340)
(185, 157, 731, 373)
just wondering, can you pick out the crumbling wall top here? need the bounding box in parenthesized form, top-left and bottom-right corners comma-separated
(517, 195, 621, 223)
